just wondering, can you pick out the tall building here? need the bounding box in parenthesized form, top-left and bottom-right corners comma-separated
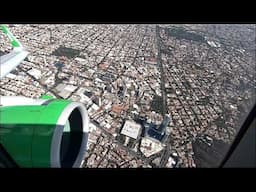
(158, 114, 171, 133)
(141, 115, 171, 143)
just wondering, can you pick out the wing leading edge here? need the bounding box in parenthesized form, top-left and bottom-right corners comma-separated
(0, 25, 29, 79)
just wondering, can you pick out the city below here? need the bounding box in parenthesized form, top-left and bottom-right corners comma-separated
(0, 24, 255, 167)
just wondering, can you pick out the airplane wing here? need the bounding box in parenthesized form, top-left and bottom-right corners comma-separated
(0, 25, 29, 79)
(0, 25, 88, 168)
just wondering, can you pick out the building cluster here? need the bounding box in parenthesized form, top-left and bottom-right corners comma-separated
(85, 125, 151, 168)
(1, 24, 255, 167)
(156, 25, 255, 167)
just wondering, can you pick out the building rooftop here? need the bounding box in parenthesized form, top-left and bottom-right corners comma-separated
(121, 120, 142, 139)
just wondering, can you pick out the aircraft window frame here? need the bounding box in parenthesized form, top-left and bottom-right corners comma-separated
(220, 103, 256, 167)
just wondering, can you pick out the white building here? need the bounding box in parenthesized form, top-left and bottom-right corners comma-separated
(121, 120, 141, 139)
(140, 137, 164, 157)
(28, 68, 42, 79)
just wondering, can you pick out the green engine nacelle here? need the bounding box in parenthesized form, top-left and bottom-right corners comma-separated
(0, 96, 89, 168)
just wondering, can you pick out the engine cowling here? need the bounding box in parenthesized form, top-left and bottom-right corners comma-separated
(0, 96, 89, 168)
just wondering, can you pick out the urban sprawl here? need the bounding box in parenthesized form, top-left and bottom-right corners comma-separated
(0, 24, 255, 167)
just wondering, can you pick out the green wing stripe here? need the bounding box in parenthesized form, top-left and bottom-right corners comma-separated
(0, 25, 22, 48)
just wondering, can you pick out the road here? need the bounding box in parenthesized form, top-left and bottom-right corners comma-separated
(156, 25, 168, 116)
(155, 25, 172, 167)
